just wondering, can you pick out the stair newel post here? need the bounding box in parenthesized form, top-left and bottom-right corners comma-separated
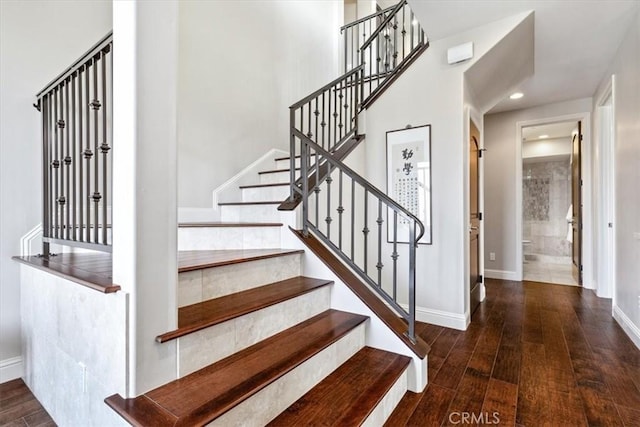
(40, 95, 51, 258)
(289, 107, 296, 204)
(407, 220, 417, 344)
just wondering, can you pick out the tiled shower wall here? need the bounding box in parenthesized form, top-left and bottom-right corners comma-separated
(523, 158, 572, 258)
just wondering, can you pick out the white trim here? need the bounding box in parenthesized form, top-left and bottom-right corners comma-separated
(484, 269, 518, 281)
(21, 223, 42, 256)
(0, 356, 23, 383)
(613, 305, 640, 350)
(211, 148, 288, 207)
(515, 112, 592, 285)
(414, 306, 468, 331)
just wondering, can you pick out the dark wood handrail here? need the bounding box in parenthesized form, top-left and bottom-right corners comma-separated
(340, 5, 396, 32)
(360, 0, 406, 51)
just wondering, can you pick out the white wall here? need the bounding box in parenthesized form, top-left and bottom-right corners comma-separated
(177, 0, 343, 208)
(523, 137, 572, 159)
(0, 0, 112, 382)
(484, 98, 593, 281)
(362, 13, 531, 329)
(593, 11, 640, 348)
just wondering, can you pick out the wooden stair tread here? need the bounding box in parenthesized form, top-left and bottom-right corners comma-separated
(179, 221, 282, 228)
(106, 310, 368, 427)
(269, 347, 410, 426)
(238, 183, 289, 189)
(156, 276, 333, 342)
(178, 249, 303, 273)
(258, 168, 300, 175)
(291, 229, 430, 358)
(217, 201, 282, 206)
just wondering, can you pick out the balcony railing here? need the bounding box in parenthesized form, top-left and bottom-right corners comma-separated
(35, 32, 113, 254)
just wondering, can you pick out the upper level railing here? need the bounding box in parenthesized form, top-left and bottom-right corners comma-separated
(286, 0, 427, 342)
(35, 32, 113, 254)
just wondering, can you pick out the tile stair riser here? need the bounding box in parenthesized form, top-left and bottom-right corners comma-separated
(361, 370, 409, 426)
(177, 285, 332, 377)
(178, 254, 302, 306)
(206, 322, 367, 427)
(259, 171, 291, 185)
(220, 204, 282, 222)
(275, 158, 300, 169)
(241, 186, 290, 203)
(178, 226, 281, 251)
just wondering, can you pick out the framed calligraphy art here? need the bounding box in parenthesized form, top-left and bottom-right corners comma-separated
(386, 124, 432, 244)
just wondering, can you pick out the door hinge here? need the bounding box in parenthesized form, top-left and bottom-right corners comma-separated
(478, 212, 483, 220)
(479, 274, 483, 283)
(479, 148, 487, 158)
(580, 265, 583, 272)
(580, 134, 583, 142)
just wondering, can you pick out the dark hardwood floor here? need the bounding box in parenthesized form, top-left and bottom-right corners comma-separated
(4, 279, 639, 426)
(0, 379, 55, 427)
(387, 279, 640, 426)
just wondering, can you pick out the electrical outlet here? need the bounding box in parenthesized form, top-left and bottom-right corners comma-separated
(489, 252, 496, 261)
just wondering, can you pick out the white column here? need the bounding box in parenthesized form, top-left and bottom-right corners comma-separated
(113, 0, 179, 396)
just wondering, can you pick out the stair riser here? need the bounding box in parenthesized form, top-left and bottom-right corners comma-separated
(207, 322, 366, 426)
(178, 254, 301, 307)
(241, 186, 290, 202)
(362, 370, 408, 426)
(220, 204, 282, 222)
(177, 285, 332, 377)
(259, 171, 291, 185)
(178, 226, 281, 251)
(275, 158, 300, 169)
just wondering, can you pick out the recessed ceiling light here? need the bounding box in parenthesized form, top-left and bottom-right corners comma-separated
(539, 134, 549, 139)
(510, 92, 524, 100)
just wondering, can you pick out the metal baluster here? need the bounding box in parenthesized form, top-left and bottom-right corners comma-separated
(338, 79, 343, 142)
(314, 97, 319, 143)
(327, 88, 332, 150)
(101, 50, 110, 244)
(48, 92, 54, 241)
(289, 108, 296, 202)
(332, 84, 337, 149)
(321, 92, 326, 149)
(301, 139, 309, 236)
(326, 170, 332, 239)
(343, 28, 347, 73)
(402, 5, 406, 59)
(343, 78, 349, 136)
(78, 67, 84, 240)
(369, 36, 373, 94)
(64, 80, 71, 240)
(338, 170, 344, 250)
(53, 88, 59, 238)
(315, 149, 320, 228)
(85, 60, 91, 240)
(351, 179, 355, 261)
(71, 72, 77, 241)
(92, 57, 100, 243)
(376, 200, 383, 286)
(306, 101, 312, 139)
(363, 189, 369, 274)
(393, 13, 398, 69)
(408, 221, 417, 343)
(392, 211, 398, 299)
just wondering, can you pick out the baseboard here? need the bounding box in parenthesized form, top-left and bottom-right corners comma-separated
(414, 306, 468, 331)
(0, 356, 23, 383)
(484, 269, 518, 281)
(613, 305, 640, 351)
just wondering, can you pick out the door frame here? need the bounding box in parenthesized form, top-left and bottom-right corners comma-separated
(595, 76, 616, 299)
(515, 112, 593, 287)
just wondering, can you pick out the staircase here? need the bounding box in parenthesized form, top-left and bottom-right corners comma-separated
(107, 1, 430, 425)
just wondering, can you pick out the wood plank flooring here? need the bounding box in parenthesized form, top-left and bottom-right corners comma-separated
(386, 279, 640, 426)
(6, 279, 640, 426)
(0, 379, 55, 427)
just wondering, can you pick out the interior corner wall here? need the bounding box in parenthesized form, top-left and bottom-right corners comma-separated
(362, 13, 530, 329)
(592, 10, 640, 346)
(177, 1, 342, 208)
(0, 0, 112, 381)
(483, 98, 593, 278)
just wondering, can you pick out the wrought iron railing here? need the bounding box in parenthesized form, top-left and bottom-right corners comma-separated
(358, 0, 427, 105)
(287, 1, 427, 342)
(341, 4, 396, 73)
(35, 32, 113, 254)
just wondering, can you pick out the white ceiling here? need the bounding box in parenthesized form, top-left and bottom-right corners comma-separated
(409, 0, 640, 113)
(522, 121, 577, 141)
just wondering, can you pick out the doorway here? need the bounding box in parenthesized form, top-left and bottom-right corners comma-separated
(521, 121, 580, 286)
(469, 120, 482, 313)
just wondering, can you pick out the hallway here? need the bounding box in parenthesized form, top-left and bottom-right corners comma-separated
(388, 279, 640, 426)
